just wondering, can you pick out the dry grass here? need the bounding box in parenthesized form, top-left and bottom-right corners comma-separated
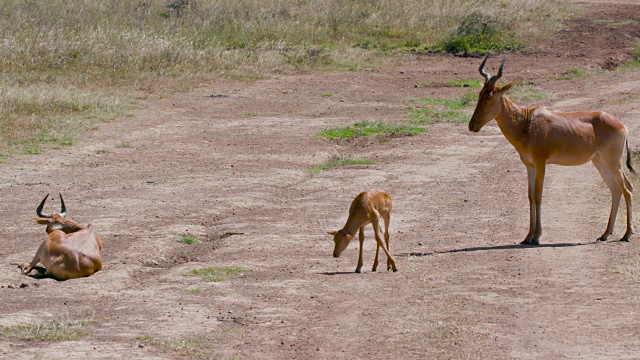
(1, 320, 89, 341)
(0, 0, 570, 158)
(0, 84, 130, 156)
(182, 266, 249, 282)
(1, 0, 569, 76)
(309, 153, 376, 174)
(137, 335, 201, 356)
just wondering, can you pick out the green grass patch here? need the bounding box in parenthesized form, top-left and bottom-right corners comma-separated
(185, 288, 202, 294)
(309, 154, 375, 174)
(448, 79, 482, 88)
(178, 235, 200, 245)
(182, 266, 249, 282)
(317, 121, 425, 139)
(404, 91, 477, 109)
(406, 108, 470, 125)
(620, 39, 640, 70)
(321, 93, 333, 97)
(1, 320, 88, 341)
(425, 12, 526, 55)
(137, 335, 200, 356)
(594, 19, 636, 27)
(507, 86, 552, 103)
(556, 67, 591, 80)
(241, 111, 262, 117)
(116, 142, 133, 148)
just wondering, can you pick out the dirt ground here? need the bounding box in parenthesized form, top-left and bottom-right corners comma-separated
(2, 2, 640, 359)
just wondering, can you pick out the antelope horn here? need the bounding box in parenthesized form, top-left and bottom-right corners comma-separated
(479, 54, 491, 82)
(36, 194, 51, 218)
(59, 193, 67, 218)
(488, 56, 507, 87)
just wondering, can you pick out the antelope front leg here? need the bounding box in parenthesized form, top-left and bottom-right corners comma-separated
(521, 164, 537, 244)
(530, 162, 546, 245)
(356, 227, 365, 273)
(19, 254, 41, 275)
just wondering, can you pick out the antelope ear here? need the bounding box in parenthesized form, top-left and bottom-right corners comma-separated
(327, 231, 338, 236)
(498, 80, 520, 94)
(33, 218, 53, 225)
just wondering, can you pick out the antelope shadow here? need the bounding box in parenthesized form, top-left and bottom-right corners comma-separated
(398, 241, 593, 258)
(319, 271, 360, 276)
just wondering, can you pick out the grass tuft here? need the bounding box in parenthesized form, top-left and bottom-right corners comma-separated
(310, 154, 375, 174)
(406, 108, 470, 124)
(448, 79, 482, 88)
(178, 235, 200, 245)
(404, 90, 475, 125)
(137, 335, 200, 356)
(317, 121, 425, 139)
(507, 86, 552, 103)
(404, 90, 477, 109)
(241, 111, 262, 117)
(593, 19, 636, 27)
(556, 67, 591, 80)
(1, 320, 88, 341)
(182, 266, 249, 282)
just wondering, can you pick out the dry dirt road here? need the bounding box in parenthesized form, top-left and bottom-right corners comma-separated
(1, 2, 640, 359)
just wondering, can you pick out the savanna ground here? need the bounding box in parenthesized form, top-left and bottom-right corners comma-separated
(2, 1, 640, 359)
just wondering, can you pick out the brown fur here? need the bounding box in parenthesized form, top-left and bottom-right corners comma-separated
(469, 69, 634, 244)
(21, 210, 103, 280)
(328, 191, 397, 272)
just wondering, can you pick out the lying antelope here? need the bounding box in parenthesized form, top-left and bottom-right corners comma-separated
(328, 191, 397, 273)
(20, 194, 103, 280)
(469, 55, 635, 245)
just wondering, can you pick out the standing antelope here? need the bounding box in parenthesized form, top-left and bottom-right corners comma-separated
(328, 191, 397, 273)
(20, 194, 103, 280)
(469, 55, 635, 245)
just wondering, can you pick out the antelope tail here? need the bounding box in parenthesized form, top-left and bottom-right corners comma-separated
(626, 136, 636, 174)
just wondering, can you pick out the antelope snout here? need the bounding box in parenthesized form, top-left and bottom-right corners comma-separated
(333, 251, 340, 258)
(469, 122, 480, 132)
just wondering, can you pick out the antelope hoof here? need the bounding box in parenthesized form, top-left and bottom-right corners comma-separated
(392, 268, 398, 272)
(355, 267, 362, 273)
(620, 237, 631, 242)
(597, 236, 607, 242)
(18, 263, 29, 273)
(529, 238, 540, 245)
(520, 236, 534, 245)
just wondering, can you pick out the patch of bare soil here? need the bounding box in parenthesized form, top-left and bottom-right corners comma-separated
(1, 2, 640, 359)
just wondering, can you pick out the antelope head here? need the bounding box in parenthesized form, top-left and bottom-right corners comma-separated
(33, 194, 82, 234)
(469, 55, 518, 132)
(327, 230, 354, 258)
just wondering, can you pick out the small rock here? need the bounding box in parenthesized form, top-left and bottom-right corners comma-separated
(19, 283, 28, 288)
(418, 242, 425, 246)
(7, 284, 14, 289)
